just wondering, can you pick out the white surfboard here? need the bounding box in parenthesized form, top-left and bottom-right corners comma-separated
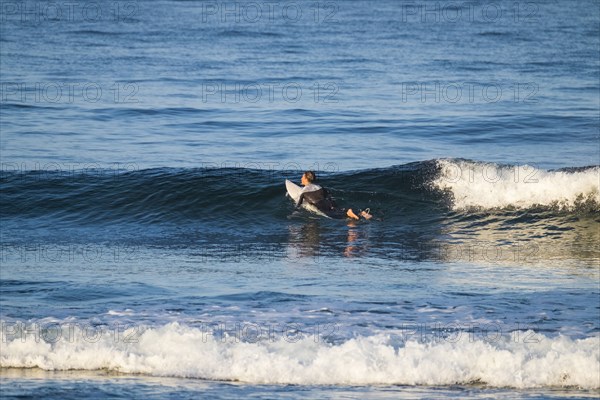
(285, 180, 330, 218)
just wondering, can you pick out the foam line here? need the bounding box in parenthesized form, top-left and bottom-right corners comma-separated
(1, 323, 598, 388)
(434, 160, 600, 211)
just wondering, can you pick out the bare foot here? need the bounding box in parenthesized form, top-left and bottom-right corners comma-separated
(346, 209, 360, 220)
(360, 211, 373, 220)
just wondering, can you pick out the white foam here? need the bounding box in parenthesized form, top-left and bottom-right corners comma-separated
(433, 160, 600, 211)
(106, 309, 135, 316)
(1, 322, 598, 388)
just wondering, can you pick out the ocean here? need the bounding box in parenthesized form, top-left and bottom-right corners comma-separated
(1, 0, 599, 398)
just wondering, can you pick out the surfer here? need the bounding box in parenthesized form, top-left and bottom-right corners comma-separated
(295, 171, 372, 220)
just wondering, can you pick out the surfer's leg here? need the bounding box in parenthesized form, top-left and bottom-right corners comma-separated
(323, 209, 347, 219)
(328, 208, 368, 221)
(346, 208, 372, 220)
(360, 209, 373, 220)
(346, 209, 360, 220)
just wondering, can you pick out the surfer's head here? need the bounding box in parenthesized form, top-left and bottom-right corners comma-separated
(301, 171, 316, 185)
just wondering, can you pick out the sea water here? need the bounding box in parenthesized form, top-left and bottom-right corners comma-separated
(1, 0, 599, 398)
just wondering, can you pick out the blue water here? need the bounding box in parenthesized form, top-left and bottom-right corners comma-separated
(1, 1, 599, 398)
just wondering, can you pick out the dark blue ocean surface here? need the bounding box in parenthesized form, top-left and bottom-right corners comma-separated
(1, 1, 599, 398)
(1, 0, 598, 170)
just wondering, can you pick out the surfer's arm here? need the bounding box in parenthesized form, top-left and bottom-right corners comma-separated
(295, 193, 305, 209)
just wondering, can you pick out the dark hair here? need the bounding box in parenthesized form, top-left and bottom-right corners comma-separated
(304, 171, 316, 183)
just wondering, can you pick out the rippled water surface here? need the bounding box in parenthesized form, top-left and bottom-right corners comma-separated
(1, 0, 599, 398)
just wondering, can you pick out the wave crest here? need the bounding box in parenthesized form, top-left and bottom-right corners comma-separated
(433, 159, 600, 211)
(1, 322, 598, 388)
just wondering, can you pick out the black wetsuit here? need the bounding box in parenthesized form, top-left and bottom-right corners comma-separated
(296, 185, 347, 219)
